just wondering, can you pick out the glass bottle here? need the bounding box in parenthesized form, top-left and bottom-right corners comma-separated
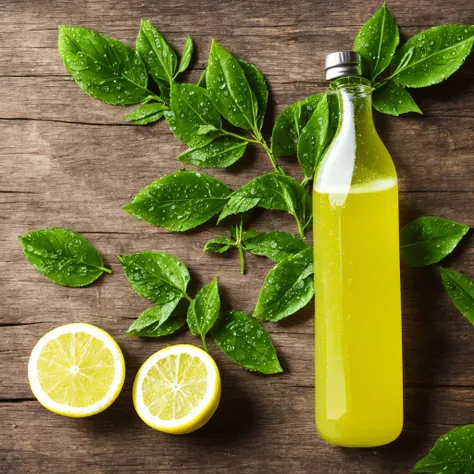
(313, 51, 403, 447)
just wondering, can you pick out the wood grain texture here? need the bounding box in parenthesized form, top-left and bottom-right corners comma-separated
(0, 0, 473, 472)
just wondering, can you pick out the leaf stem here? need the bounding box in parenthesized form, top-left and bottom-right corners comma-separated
(222, 128, 284, 174)
(184, 293, 193, 303)
(201, 334, 208, 352)
(296, 218, 306, 239)
(301, 176, 311, 188)
(253, 130, 284, 174)
(237, 244, 246, 275)
(77, 260, 113, 274)
(222, 129, 260, 144)
(372, 79, 387, 90)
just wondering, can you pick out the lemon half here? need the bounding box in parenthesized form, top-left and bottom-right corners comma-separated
(28, 323, 125, 418)
(133, 344, 221, 434)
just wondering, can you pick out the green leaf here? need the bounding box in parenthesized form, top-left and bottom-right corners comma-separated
(242, 230, 309, 262)
(207, 40, 258, 131)
(157, 79, 171, 102)
(254, 248, 314, 322)
(128, 313, 186, 337)
(128, 299, 178, 333)
(440, 268, 474, 325)
(178, 137, 247, 168)
(19, 228, 111, 287)
(187, 279, 220, 344)
(197, 68, 207, 87)
(271, 94, 324, 157)
(123, 170, 230, 232)
(400, 216, 469, 267)
(412, 424, 474, 473)
(197, 124, 219, 135)
(391, 25, 474, 88)
(204, 237, 236, 254)
(127, 298, 186, 336)
(297, 93, 339, 180)
(166, 83, 222, 148)
(238, 228, 260, 241)
(239, 59, 268, 129)
(118, 251, 190, 305)
(373, 81, 422, 116)
(353, 2, 399, 80)
(212, 311, 283, 374)
(58, 25, 149, 105)
(124, 102, 168, 125)
(219, 172, 312, 236)
(136, 19, 177, 83)
(177, 35, 194, 74)
(204, 226, 253, 272)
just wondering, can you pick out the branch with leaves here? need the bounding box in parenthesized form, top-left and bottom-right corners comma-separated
(58, 7, 474, 245)
(118, 251, 282, 374)
(205, 224, 309, 274)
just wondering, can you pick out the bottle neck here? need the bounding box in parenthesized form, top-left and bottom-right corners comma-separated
(314, 76, 378, 201)
(329, 76, 374, 134)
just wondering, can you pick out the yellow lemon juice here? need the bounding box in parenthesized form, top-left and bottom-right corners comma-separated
(313, 180, 403, 447)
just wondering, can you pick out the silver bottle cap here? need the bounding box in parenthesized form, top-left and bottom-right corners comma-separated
(325, 51, 363, 81)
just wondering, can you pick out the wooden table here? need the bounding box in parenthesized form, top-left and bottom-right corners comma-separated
(1, 0, 473, 472)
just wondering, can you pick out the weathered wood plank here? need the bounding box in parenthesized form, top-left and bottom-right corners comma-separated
(0, 118, 472, 198)
(0, 1, 473, 81)
(1, 76, 472, 121)
(3, 296, 474, 401)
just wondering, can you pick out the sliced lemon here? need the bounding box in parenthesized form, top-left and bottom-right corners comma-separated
(28, 323, 125, 418)
(133, 344, 221, 434)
